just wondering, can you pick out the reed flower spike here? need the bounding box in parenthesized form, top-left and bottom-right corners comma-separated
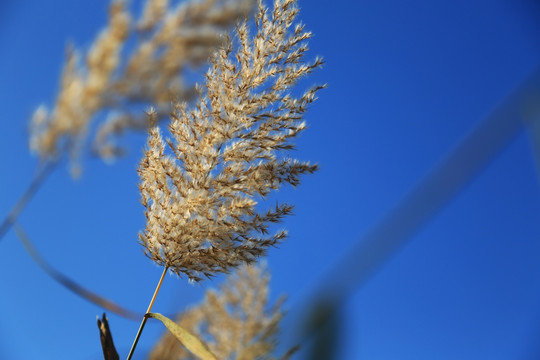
(149, 263, 297, 360)
(28, 0, 253, 177)
(138, 0, 324, 281)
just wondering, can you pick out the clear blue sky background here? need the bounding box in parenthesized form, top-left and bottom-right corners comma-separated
(1, 0, 540, 359)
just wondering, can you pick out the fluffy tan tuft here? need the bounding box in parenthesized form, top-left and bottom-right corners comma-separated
(28, 0, 254, 177)
(138, 0, 323, 280)
(148, 263, 297, 359)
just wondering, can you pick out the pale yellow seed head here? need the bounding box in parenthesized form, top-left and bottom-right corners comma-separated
(138, 0, 323, 281)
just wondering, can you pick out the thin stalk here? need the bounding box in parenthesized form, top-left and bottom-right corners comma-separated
(126, 266, 168, 360)
(0, 158, 57, 242)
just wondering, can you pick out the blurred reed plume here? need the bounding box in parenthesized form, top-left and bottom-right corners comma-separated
(149, 263, 297, 360)
(138, 0, 323, 281)
(0, 0, 253, 240)
(28, 0, 254, 177)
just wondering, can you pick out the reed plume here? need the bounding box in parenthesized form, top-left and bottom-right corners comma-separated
(138, 0, 324, 281)
(149, 263, 297, 359)
(28, 0, 254, 177)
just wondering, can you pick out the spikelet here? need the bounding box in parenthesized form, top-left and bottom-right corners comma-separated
(28, 0, 254, 177)
(148, 263, 297, 359)
(138, 0, 324, 280)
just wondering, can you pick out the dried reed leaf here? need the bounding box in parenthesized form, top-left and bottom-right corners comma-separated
(97, 313, 120, 360)
(147, 312, 218, 360)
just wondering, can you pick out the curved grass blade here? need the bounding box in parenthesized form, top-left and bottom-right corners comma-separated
(146, 312, 217, 360)
(14, 223, 141, 320)
(0, 159, 57, 242)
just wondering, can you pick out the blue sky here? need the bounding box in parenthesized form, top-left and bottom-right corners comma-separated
(1, 0, 540, 359)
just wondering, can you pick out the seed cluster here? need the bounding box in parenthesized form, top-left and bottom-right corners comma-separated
(149, 264, 296, 360)
(138, 0, 323, 281)
(28, 0, 253, 177)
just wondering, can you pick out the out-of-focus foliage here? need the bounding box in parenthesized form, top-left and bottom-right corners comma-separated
(29, 0, 254, 177)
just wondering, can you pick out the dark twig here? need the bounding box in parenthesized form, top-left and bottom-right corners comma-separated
(98, 313, 120, 360)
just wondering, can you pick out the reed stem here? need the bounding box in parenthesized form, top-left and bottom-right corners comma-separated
(126, 266, 168, 360)
(0, 159, 56, 242)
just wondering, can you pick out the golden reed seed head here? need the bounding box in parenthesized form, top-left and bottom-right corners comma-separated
(138, 0, 324, 281)
(148, 263, 297, 360)
(28, 0, 254, 177)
